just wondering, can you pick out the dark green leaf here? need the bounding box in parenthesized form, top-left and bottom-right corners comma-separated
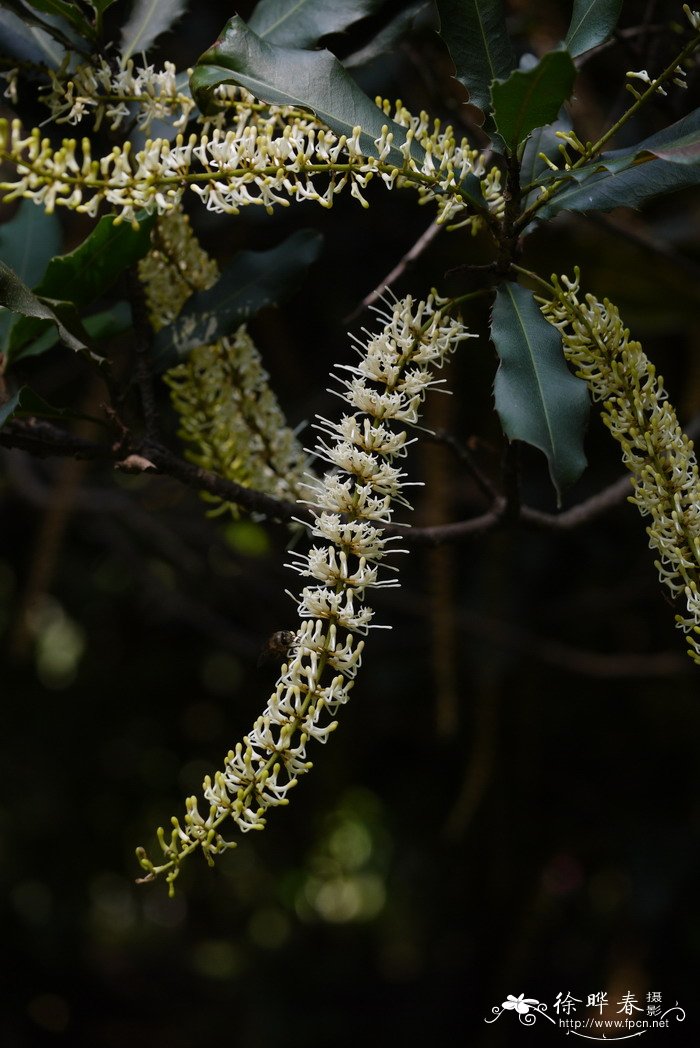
(491, 49, 576, 154)
(0, 200, 62, 288)
(12, 301, 132, 362)
(120, 0, 188, 60)
(537, 157, 700, 217)
(436, 0, 514, 113)
(8, 212, 154, 359)
(0, 261, 87, 356)
(565, 0, 622, 58)
(0, 201, 62, 350)
(344, 2, 430, 68)
(0, 3, 70, 61)
(535, 108, 700, 217)
(22, 0, 95, 40)
(249, 0, 381, 49)
(190, 15, 418, 167)
(36, 212, 154, 308)
(520, 116, 570, 207)
(492, 282, 589, 501)
(153, 229, 323, 371)
(0, 386, 78, 429)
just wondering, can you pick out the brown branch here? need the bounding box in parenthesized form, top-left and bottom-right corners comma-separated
(0, 419, 637, 544)
(344, 220, 443, 323)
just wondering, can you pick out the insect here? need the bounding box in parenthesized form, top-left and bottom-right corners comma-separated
(257, 630, 297, 667)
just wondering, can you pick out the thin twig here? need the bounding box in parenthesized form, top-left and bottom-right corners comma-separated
(344, 220, 443, 322)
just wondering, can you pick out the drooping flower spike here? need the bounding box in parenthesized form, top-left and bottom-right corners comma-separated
(540, 271, 700, 663)
(137, 292, 474, 893)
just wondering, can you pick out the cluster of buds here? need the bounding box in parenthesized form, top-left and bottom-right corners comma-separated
(137, 293, 474, 892)
(138, 209, 307, 510)
(540, 272, 700, 662)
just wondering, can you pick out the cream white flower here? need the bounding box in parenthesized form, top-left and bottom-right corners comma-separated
(137, 293, 475, 892)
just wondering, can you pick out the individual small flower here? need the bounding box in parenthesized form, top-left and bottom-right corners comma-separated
(683, 4, 700, 31)
(540, 271, 700, 662)
(137, 292, 474, 893)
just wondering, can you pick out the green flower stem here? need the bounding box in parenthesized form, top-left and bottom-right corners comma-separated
(516, 28, 700, 230)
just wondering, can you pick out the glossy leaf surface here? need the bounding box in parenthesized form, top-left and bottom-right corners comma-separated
(436, 0, 514, 113)
(565, 0, 622, 58)
(491, 49, 576, 154)
(249, 0, 380, 48)
(492, 283, 589, 501)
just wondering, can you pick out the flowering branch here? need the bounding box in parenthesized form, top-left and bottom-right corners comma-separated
(0, 92, 503, 228)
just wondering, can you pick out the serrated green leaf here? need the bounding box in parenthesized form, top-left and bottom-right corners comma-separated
(491, 49, 576, 154)
(0, 386, 80, 429)
(0, 261, 87, 356)
(7, 212, 154, 360)
(565, 0, 622, 58)
(190, 15, 417, 167)
(249, 0, 381, 49)
(436, 0, 514, 113)
(152, 229, 323, 371)
(492, 282, 589, 501)
(120, 0, 188, 60)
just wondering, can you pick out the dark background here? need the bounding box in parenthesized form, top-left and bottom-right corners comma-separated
(2, 0, 700, 1044)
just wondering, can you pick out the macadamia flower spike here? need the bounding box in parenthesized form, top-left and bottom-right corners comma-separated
(137, 293, 475, 893)
(0, 87, 502, 228)
(540, 272, 700, 663)
(137, 209, 307, 512)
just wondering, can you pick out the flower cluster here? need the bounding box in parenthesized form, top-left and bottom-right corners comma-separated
(41, 57, 196, 132)
(166, 327, 309, 511)
(138, 208, 307, 510)
(136, 293, 474, 892)
(540, 272, 700, 662)
(139, 208, 219, 329)
(0, 88, 502, 227)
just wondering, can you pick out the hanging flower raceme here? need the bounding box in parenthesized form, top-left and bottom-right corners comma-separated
(540, 271, 700, 663)
(138, 209, 307, 510)
(136, 292, 474, 893)
(0, 86, 502, 228)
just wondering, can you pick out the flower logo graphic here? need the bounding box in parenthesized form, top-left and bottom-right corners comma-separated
(502, 994, 540, 1015)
